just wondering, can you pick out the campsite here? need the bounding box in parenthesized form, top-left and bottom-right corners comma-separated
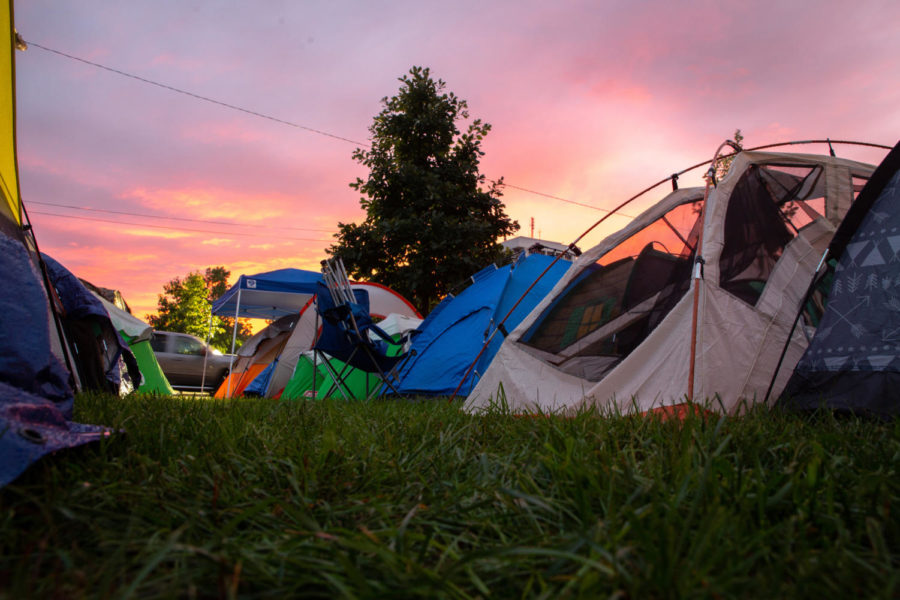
(3, 1, 900, 597)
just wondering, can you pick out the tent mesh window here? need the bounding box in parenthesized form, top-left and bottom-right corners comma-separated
(521, 198, 702, 381)
(852, 175, 870, 201)
(719, 164, 827, 306)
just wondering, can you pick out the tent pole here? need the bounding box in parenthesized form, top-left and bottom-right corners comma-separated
(226, 287, 241, 398)
(200, 308, 213, 394)
(312, 296, 319, 398)
(687, 139, 739, 402)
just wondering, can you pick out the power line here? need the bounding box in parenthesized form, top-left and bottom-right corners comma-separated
(28, 199, 336, 233)
(29, 210, 335, 242)
(499, 182, 636, 217)
(26, 40, 370, 148)
(27, 40, 631, 217)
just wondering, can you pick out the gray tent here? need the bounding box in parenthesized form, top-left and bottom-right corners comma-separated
(779, 141, 900, 418)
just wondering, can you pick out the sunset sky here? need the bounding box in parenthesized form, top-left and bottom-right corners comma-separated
(14, 0, 900, 321)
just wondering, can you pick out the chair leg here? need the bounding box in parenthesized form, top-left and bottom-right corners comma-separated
(315, 350, 355, 402)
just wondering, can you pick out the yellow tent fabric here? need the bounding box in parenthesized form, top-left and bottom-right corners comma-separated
(0, 0, 20, 228)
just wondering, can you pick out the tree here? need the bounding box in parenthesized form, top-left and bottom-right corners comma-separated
(328, 66, 519, 314)
(715, 129, 744, 181)
(147, 266, 251, 352)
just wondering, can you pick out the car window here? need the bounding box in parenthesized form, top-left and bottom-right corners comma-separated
(173, 336, 206, 356)
(150, 333, 167, 352)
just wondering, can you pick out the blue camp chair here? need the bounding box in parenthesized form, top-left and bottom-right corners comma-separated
(312, 260, 413, 400)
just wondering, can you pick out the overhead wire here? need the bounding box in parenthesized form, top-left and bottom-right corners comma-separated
(25, 40, 369, 148)
(26, 40, 624, 217)
(28, 199, 336, 233)
(29, 210, 335, 242)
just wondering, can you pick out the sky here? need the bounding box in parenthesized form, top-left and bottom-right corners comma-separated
(13, 0, 900, 321)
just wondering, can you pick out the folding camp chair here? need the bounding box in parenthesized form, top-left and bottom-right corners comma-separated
(312, 259, 413, 400)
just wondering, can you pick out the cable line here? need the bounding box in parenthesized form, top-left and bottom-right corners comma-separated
(29, 210, 335, 242)
(26, 40, 370, 148)
(499, 182, 637, 217)
(28, 199, 336, 233)
(27, 40, 630, 218)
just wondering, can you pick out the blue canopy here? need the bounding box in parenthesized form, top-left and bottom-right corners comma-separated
(390, 253, 571, 396)
(211, 268, 324, 319)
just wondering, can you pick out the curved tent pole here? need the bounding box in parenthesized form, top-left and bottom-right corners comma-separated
(449, 139, 893, 404)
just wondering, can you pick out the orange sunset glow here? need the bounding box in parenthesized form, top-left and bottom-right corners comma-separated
(14, 1, 899, 322)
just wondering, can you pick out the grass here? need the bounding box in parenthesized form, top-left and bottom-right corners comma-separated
(1, 393, 899, 599)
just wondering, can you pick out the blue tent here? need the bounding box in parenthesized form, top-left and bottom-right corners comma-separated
(390, 253, 571, 396)
(211, 268, 324, 320)
(0, 240, 113, 487)
(0, 2, 111, 489)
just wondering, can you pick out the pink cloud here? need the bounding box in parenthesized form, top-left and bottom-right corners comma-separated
(13, 0, 900, 323)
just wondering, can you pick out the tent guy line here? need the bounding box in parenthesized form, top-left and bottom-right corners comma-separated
(25, 39, 625, 216)
(29, 210, 335, 242)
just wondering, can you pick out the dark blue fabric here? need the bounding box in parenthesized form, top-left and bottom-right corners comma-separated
(0, 239, 73, 409)
(1, 237, 110, 488)
(0, 382, 111, 488)
(392, 254, 571, 396)
(314, 282, 404, 373)
(41, 254, 133, 391)
(41, 254, 110, 321)
(244, 360, 276, 396)
(780, 142, 900, 418)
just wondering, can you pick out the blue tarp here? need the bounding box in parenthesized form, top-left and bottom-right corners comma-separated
(390, 253, 571, 396)
(211, 268, 324, 319)
(42, 254, 139, 392)
(0, 238, 110, 488)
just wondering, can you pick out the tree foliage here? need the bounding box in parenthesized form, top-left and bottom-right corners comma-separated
(715, 129, 744, 181)
(328, 66, 519, 314)
(147, 266, 251, 352)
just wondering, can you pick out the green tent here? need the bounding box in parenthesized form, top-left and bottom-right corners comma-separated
(279, 314, 420, 401)
(280, 352, 387, 400)
(92, 293, 175, 395)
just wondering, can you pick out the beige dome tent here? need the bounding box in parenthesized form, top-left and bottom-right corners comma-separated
(466, 144, 881, 415)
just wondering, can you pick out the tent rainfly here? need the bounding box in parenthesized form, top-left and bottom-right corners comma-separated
(466, 147, 880, 416)
(388, 252, 571, 396)
(779, 141, 900, 418)
(210, 268, 324, 395)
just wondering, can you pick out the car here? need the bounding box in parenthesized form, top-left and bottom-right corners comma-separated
(150, 331, 233, 392)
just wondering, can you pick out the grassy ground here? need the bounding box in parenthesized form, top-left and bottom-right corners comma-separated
(1, 393, 898, 599)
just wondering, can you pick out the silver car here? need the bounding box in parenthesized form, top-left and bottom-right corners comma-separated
(150, 331, 233, 392)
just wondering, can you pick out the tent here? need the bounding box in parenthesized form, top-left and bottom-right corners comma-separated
(0, 0, 110, 488)
(388, 252, 571, 396)
(779, 141, 900, 418)
(217, 281, 422, 398)
(90, 292, 175, 395)
(281, 313, 422, 400)
(211, 268, 323, 319)
(210, 268, 324, 395)
(213, 313, 299, 398)
(264, 281, 421, 397)
(467, 148, 878, 415)
(41, 255, 141, 395)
